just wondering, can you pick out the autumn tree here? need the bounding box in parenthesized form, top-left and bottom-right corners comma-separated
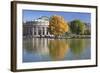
(70, 20, 86, 35)
(48, 15, 69, 37)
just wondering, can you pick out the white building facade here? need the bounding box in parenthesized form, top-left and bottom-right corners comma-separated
(23, 16, 53, 38)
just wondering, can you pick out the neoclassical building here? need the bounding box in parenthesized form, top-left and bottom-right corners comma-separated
(23, 16, 53, 38)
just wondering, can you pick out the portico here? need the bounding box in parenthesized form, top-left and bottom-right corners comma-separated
(32, 25, 50, 37)
(23, 16, 53, 38)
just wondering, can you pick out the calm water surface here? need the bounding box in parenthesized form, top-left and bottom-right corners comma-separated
(23, 38, 91, 62)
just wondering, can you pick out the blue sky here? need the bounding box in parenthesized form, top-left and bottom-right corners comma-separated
(23, 10, 91, 23)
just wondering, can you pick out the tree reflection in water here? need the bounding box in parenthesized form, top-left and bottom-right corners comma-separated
(23, 38, 90, 62)
(70, 39, 90, 57)
(48, 39, 69, 61)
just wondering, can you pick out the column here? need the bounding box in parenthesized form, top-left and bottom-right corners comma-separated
(32, 27, 34, 36)
(42, 27, 44, 36)
(44, 27, 46, 36)
(41, 27, 43, 35)
(47, 28, 49, 35)
(40, 27, 42, 35)
(36, 26, 38, 36)
(46, 27, 48, 35)
(48, 31, 50, 36)
(42, 27, 44, 35)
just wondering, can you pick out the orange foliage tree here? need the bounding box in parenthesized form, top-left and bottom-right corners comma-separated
(48, 15, 69, 37)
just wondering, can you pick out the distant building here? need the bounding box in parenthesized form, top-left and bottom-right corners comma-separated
(23, 16, 53, 37)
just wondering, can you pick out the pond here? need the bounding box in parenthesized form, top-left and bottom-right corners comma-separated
(23, 38, 91, 62)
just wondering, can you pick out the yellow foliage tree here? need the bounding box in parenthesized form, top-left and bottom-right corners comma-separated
(48, 15, 69, 37)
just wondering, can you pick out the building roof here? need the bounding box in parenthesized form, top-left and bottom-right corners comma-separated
(24, 16, 49, 26)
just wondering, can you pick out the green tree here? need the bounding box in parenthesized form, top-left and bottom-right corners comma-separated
(70, 20, 86, 35)
(48, 15, 69, 37)
(84, 24, 91, 35)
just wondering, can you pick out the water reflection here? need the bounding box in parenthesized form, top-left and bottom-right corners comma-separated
(23, 38, 49, 55)
(23, 38, 91, 62)
(48, 39, 69, 60)
(70, 39, 85, 55)
(70, 39, 90, 57)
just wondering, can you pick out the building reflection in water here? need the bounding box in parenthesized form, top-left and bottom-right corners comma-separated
(23, 38, 90, 62)
(32, 38, 50, 54)
(23, 38, 49, 55)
